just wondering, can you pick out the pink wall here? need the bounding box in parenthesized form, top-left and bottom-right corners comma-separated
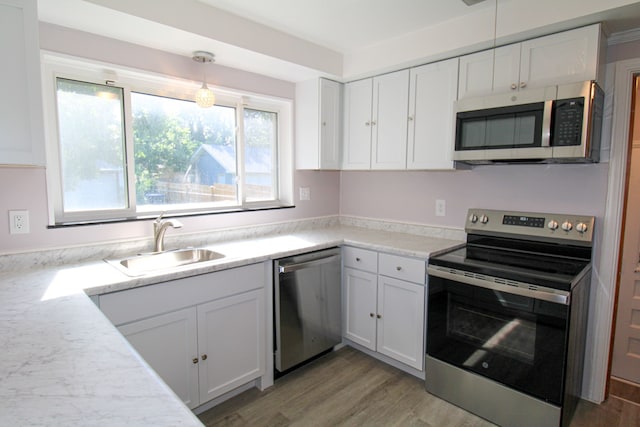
(0, 167, 339, 253)
(0, 24, 342, 255)
(340, 163, 610, 228)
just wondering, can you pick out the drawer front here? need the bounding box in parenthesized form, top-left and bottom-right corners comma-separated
(99, 263, 264, 326)
(378, 253, 425, 284)
(343, 246, 378, 273)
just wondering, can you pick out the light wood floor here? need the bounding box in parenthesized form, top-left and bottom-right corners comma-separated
(198, 347, 640, 427)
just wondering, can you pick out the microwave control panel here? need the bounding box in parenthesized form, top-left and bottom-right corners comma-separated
(552, 97, 584, 147)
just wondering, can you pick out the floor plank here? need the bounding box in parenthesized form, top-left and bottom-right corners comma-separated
(198, 347, 639, 427)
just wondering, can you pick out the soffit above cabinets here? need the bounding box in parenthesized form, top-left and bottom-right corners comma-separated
(38, 0, 640, 82)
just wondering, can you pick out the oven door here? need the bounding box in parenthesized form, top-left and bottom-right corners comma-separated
(426, 266, 569, 406)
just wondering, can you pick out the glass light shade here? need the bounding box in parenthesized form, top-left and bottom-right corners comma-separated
(195, 82, 215, 108)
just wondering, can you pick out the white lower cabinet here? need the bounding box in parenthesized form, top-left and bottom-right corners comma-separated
(376, 275, 425, 369)
(196, 290, 264, 403)
(99, 263, 266, 409)
(118, 307, 200, 408)
(342, 247, 426, 371)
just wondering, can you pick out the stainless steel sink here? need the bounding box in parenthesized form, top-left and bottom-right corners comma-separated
(106, 248, 225, 276)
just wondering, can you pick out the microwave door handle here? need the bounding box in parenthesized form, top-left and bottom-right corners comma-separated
(541, 100, 553, 147)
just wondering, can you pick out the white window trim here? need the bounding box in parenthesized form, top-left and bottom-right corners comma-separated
(40, 51, 293, 225)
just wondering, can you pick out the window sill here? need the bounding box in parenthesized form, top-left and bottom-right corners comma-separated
(47, 205, 295, 229)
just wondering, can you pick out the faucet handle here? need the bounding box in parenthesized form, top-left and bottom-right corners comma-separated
(154, 211, 165, 223)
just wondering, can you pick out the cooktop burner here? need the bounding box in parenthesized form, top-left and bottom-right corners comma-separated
(428, 209, 595, 291)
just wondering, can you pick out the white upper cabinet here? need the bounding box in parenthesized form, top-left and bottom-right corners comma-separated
(518, 25, 602, 90)
(343, 78, 374, 169)
(371, 70, 410, 170)
(0, 0, 46, 165)
(295, 78, 343, 169)
(407, 58, 459, 170)
(343, 70, 409, 170)
(458, 24, 603, 99)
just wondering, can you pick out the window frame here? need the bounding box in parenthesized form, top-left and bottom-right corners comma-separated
(41, 52, 293, 225)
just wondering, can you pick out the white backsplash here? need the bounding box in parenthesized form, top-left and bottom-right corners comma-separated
(0, 215, 464, 272)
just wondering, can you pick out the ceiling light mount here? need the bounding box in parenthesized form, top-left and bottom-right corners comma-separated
(192, 51, 215, 65)
(192, 51, 216, 108)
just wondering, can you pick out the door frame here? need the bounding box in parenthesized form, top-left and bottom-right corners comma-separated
(596, 58, 640, 402)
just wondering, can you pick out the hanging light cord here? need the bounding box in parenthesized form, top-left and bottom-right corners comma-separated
(491, 0, 498, 89)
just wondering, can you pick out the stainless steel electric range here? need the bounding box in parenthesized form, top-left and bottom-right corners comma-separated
(426, 209, 594, 427)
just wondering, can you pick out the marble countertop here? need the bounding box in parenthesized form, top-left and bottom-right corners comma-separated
(0, 224, 463, 426)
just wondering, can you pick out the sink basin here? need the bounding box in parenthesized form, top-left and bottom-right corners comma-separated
(107, 248, 225, 276)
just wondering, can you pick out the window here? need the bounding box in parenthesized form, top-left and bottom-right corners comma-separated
(42, 54, 292, 224)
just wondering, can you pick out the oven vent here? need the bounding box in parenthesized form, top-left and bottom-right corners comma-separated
(494, 277, 520, 288)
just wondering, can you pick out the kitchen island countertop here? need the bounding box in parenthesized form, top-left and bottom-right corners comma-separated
(0, 224, 463, 426)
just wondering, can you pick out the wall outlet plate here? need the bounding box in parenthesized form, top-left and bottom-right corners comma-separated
(435, 200, 446, 217)
(9, 210, 30, 234)
(299, 187, 311, 201)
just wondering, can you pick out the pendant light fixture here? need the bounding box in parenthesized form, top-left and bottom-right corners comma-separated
(192, 51, 216, 108)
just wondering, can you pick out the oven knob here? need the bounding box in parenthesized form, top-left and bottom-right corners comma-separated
(576, 222, 588, 233)
(469, 214, 478, 223)
(547, 220, 559, 230)
(480, 215, 489, 224)
(561, 221, 573, 231)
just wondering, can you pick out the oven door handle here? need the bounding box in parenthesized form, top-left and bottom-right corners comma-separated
(427, 266, 570, 305)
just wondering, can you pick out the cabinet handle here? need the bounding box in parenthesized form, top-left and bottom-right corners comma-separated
(376, 314, 382, 319)
(192, 358, 199, 364)
(355, 257, 361, 262)
(322, 121, 327, 126)
(365, 121, 371, 126)
(370, 312, 375, 318)
(408, 116, 414, 121)
(511, 83, 518, 90)
(396, 266, 402, 271)
(520, 81, 527, 88)
(201, 354, 208, 361)
(371, 120, 377, 126)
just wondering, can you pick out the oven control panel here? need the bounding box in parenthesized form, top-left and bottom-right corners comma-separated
(466, 209, 594, 244)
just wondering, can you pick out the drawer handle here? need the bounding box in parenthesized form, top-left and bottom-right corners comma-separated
(201, 354, 208, 361)
(396, 266, 402, 271)
(192, 358, 199, 364)
(356, 257, 361, 262)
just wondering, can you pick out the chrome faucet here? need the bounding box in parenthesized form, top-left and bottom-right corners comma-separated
(153, 214, 183, 252)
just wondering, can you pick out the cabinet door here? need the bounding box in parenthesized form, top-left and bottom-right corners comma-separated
(343, 78, 373, 169)
(197, 289, 265, 403)
(491, 44, 522, 93)
(343, 267, 377, 350)
(519, 25, 599, 90)
(408, 58, 459, 170)
(458, 49, 495, 99)
(118, 308, 200, 409)
(376, 276, 425, 370)
(0, 0, 45, 165)
(371, 70, 409, 169)
(319, 78, 343, 169)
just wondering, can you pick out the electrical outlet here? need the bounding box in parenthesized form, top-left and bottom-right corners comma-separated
(9, 210, 30, 234)
(435, 200, 446, 217)
(299, 187, 311, 201)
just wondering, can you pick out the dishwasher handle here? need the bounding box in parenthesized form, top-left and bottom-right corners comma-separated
(278, 254, 341, 274)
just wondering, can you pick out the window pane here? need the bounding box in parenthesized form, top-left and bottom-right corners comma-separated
(131, 93, 237, 210)
(56, 79, 127, 212)
(244, 108, 277, 202)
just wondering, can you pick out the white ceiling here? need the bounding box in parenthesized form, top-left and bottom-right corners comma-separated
(195, 0, 495, 53)
(37, 0, 640, 82)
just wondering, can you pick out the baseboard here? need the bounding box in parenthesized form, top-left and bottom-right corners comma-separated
(610, 377, 640, 405)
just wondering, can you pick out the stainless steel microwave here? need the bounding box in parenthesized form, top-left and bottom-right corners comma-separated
(453, 80, 603, 164)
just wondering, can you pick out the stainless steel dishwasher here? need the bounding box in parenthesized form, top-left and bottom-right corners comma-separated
(274, 247, 342, 375)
